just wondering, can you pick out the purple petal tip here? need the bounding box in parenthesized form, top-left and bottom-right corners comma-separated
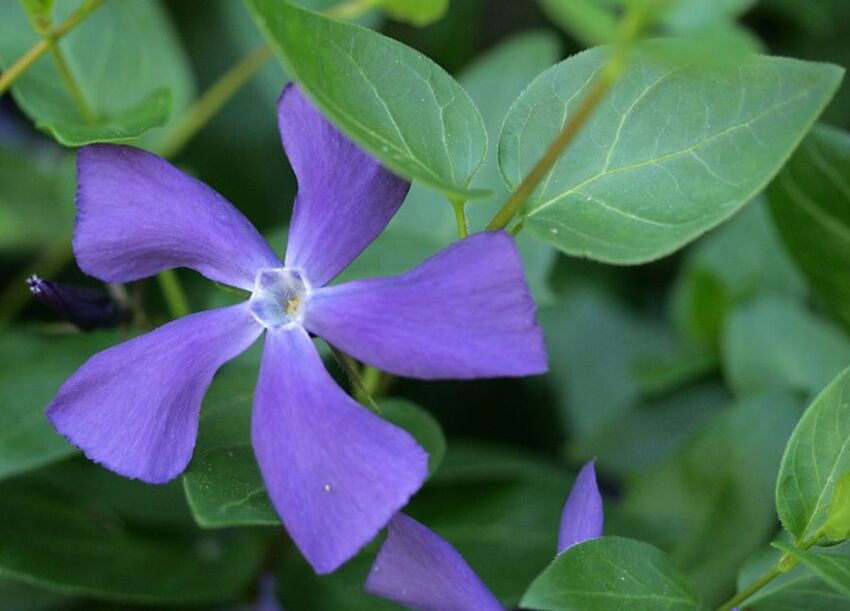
(557, 459, 604, 554)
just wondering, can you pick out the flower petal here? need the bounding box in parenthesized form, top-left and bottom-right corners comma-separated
(558, 460, 604, 554)
(365, 514, 503, 611)
(46, 304, 262, 483)
(75, 144, 281, 290)
(304, 231, 548, 379)
(252, 325, 427, 574)
(279, 85, 410, 287)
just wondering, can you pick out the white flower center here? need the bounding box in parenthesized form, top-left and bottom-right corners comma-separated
(249, 268, 310, 329)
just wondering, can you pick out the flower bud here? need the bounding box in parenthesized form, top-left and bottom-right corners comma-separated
(27, 275, 125, 331)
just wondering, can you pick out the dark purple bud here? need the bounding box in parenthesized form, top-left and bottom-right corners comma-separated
(27, 275, 125, 331)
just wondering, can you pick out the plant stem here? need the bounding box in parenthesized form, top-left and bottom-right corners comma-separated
(156, 269, 191, 319)
(716, 565, 784, 611)
(46, 39, 95, 123)
(0, 0, 104, 97)
(450, 197, 469, 239)
(486, 69, 619, 231)
(156, 45, 274, 159)
(326, 0, 378, 20)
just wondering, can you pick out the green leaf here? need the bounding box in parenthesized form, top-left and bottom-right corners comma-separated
(766, 124, 850, 329)
(823, 471, 850, 542)
(537, 0, 619, 46)
(0, 0, 194, 146)
(777, 366, 850, 544)
(20, 0, 55, 33)
(245, 0, 488, 199)
(0, 330, 116, 481)
(374, 0, 448, 26)
(723, 296, 850, 398)
(621, 392, 802, 605)
(662, 0, 757, 32)
(0, 148, 74, 252)
(183, 362, 445, 528)
(521, 537, 700, 611)
(499, 43, 844, 263)
(363, 31, 561, 303)
(0, 459, 268, 604)
(774, 542, 850, 598)
(671, 198, 804, 351)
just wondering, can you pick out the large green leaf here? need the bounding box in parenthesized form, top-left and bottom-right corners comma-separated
(766, 125, 850, 328)
(499, 43, 843, 263)
(621, 392, 801, 605)
(183, 361, 446, 528)
(0, 459, 268, 604)
(521, 537, 700, 611)
(0, 0, 194, 146)
(245, 0, 488, 199)
(366, 31, 561, 302)
(777, 366, 850, 544)
(723, 296, 850, 398)
(0, 330, 115, 481)
(775, 542, 850, 599)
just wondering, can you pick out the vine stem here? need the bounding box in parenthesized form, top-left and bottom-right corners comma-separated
(46, 39, 95, 123)
(0, 0, 104, 96)
(716, 565, 784, 611)
(485, 68, 619, 231)
(156, 44, 274, 159)
(450, 197, 469, 239)
(156, 269, 191, 319)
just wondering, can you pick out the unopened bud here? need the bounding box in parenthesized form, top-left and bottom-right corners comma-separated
(27, 275, 125, 331)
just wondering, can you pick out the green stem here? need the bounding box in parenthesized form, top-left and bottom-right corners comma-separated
(157, 45, 274, 159)
(0, 0, 104, 96)
(46, 39, 95, 123)
(328, 345, 381, 413)
(156, 269, 191, 319)
(450, 197, 469, 239)
(361, 366, 382, 397)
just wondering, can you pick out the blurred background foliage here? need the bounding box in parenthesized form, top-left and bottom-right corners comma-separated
(1, 0, 850, 609)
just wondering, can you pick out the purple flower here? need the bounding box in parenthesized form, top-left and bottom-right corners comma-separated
(365, 460, 602, 610)
(27, 274, 125, 331)
(45, 85, 547, 574)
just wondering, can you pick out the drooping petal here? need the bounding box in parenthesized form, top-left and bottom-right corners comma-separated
(252, 325, 427, 574)
(304, 231, 547, 380)
(46, 304, 262, 483)
(279, 85, 410, 287)
(557, 460, 604, 554)
(365, 514, 503, 611)
(75, 144, 281, 290)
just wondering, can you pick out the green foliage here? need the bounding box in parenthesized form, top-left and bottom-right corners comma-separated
(245, 0, 488, 199)
(499, 43, 843, 263)
(537, 0, 619, 46)
(775, 542, 850, 599)
(521, 537, 700, 611)
(767, 124, 850, 328)
(374, 0, 448, 26)
(0, 458, 269, 603)
(823, 471, 850, 542)
(777, 366, 850, 545)
(0, 0, 194, 146)
(0, 330, 115, 481)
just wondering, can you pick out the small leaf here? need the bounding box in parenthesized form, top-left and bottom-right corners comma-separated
(537, 0, 619, 46)
(245, 0, 488, 199)
(20, 0, 55, 33)
(375, 0, 448, 26)
(500, 42, 844, 263)
(766, 125, 850, 329)
(823, 471, 850, 542)
(521, 537, 700, 611)
(722, 296, 850, 398)
(774, 542, 850, 598)
(777, 366, 850, 544)
(0, 0, 194, 146)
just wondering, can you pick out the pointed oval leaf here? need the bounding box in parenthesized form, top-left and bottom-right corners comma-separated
(766, 125, 850, 329)
(777, 366, 850, 544)
(521, 537, 700, 611)
(499, 43, 844, 263)
(823, 470, 850, 542)
(245, 0, 488, 199)
(773, 542, 850, 598)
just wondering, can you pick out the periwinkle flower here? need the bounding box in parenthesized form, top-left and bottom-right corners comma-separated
(46, 85, 547, 574)
(365, 460, 602, 610)
(27, 274, 125, 331)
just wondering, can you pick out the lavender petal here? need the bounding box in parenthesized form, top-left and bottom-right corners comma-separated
(365, 514, 503, 611)
(46, 304, 262, 483)
(279, 85, 410, 287)
(75, 144, 281, 291)
(304, 231, 548, 379)
(558, 460, 604, 554)
(251, 325, 427, 574)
